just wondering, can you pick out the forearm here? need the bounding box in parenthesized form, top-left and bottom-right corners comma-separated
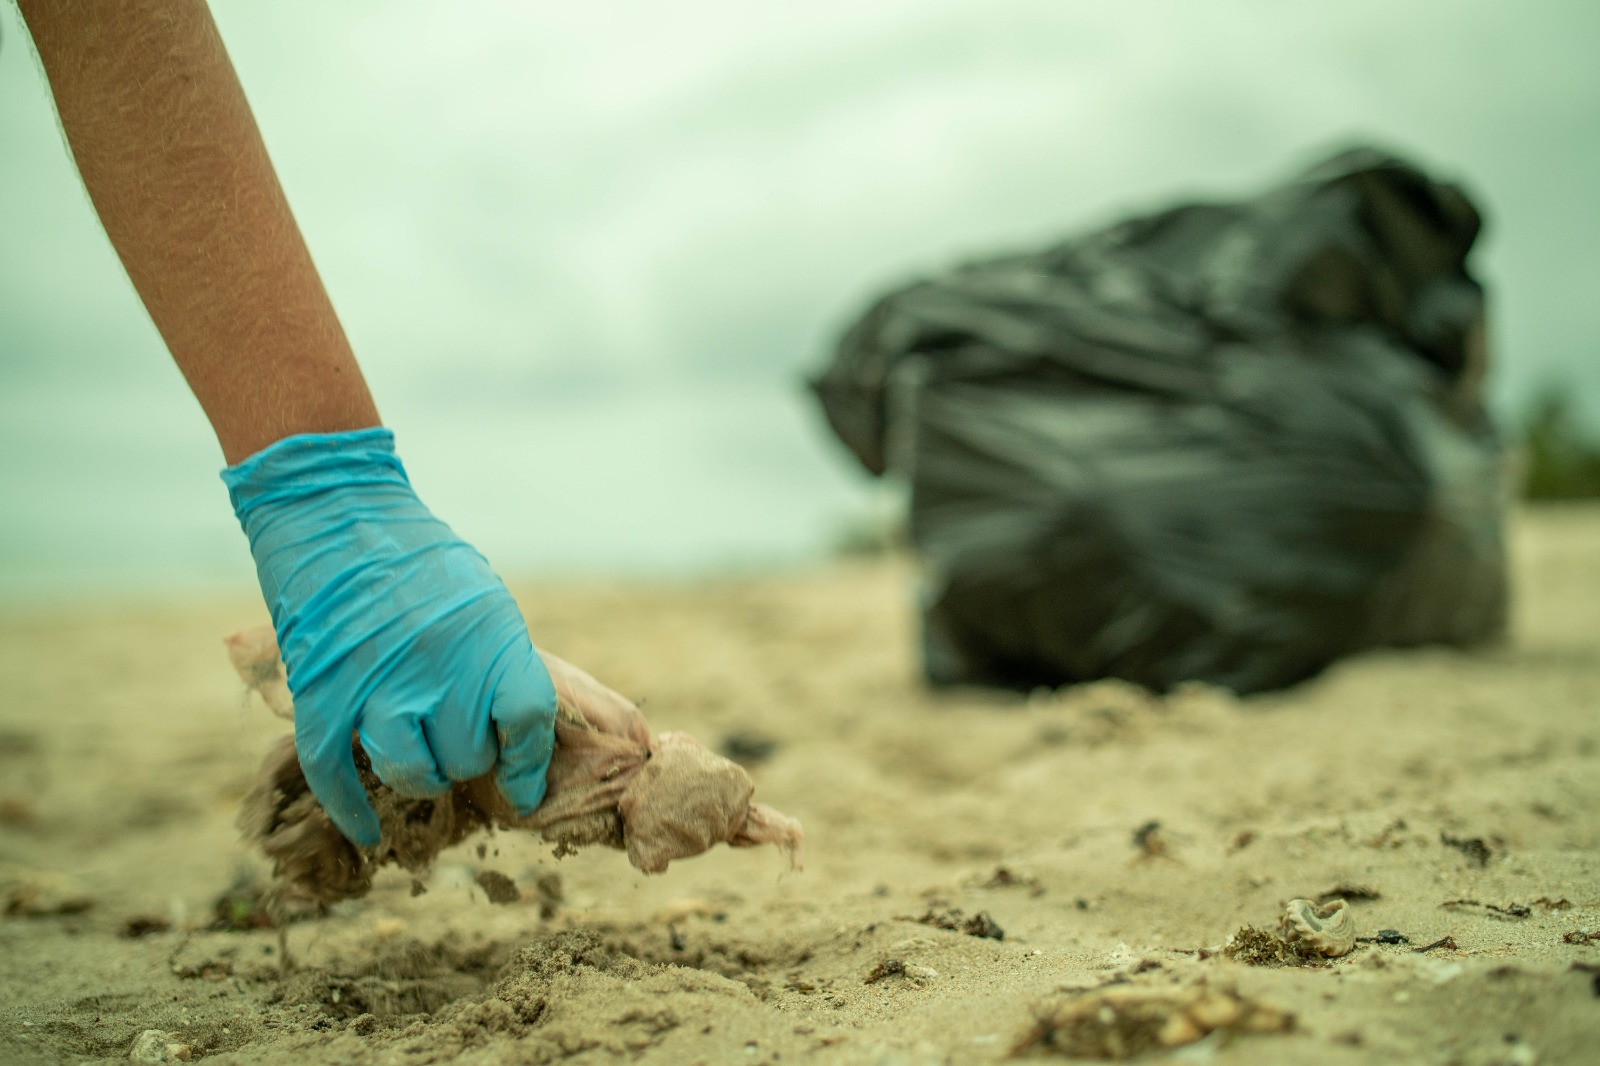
(19, 0, 380, 464)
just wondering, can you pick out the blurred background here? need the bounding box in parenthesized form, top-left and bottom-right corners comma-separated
(2, 0, 1597, 605)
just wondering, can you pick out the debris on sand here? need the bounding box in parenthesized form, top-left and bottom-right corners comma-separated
(864, 959, 906, 984)
(474, 870, 521, 905)
(227, 627, 803, 905)
(120, 915, 172, 939)
(863, 958, 937, 985)
(1279, 898, 1357, 958)
(1439, 832, 1493, 868)
(1225, 898, 1357, 964)
(534, 871, 563, 920)
(907, 908, 1004, 941)
(719, 730, 780, 766)
(1014, 985, 1294, 1059)
(1443, 898, 1528, 919)
(978, 866, 1045, 896)
(208, 872, 277, 931)
(1131, 820, 1167, 859)
(1223, 926, 1323, 967)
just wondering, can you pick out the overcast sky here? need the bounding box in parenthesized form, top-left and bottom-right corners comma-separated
(2, 0, 1597, 602)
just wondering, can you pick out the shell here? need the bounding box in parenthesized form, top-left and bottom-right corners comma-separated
(1278, 898, 1357, 957)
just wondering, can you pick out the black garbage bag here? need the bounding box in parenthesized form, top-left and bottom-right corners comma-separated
(812, 147, 1506, 695)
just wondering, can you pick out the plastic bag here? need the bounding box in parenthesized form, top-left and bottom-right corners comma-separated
(227, 628, 802, 904)
(812, 147, 1506, 694)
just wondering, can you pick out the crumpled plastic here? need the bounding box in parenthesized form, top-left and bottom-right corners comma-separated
(227, 627, 802, 903)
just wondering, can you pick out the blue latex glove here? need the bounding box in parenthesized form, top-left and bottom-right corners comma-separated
(222, 428, 557, 847)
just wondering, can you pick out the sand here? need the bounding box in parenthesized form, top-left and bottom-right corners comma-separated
(1, 506, 1597, 1065)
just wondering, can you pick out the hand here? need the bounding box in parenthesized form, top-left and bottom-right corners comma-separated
(223, 428, 557, 847)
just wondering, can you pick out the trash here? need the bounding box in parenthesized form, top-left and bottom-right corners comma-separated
(812, 146, 1505, 694)
(228, 627, 803, 905)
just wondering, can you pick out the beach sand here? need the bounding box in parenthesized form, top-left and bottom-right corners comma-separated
(1, 506, 1597, 1065)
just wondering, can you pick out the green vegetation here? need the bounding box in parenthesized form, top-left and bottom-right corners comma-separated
(1522, 388, 1600, 500)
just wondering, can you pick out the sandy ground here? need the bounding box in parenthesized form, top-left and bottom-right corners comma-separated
(1, 506, 1597, 1066)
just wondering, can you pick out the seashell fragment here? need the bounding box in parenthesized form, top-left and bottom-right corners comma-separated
(1278, 897, 1356, 957)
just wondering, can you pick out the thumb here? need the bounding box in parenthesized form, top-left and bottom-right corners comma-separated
(296, 717, 383, 848)
(489, 641, 558, 816)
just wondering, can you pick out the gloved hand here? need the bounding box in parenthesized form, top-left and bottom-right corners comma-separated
(222, 428, 556, 847)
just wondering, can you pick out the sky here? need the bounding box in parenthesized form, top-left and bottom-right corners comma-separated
(1, 0, 1597, 603)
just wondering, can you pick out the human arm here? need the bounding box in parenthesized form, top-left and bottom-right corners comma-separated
(17, 0, 376, 463)
(18, 0, 558, 845)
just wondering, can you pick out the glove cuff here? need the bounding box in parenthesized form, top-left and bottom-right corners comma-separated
(221, 427, 411, 521)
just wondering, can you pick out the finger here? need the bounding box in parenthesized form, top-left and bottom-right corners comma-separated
(421, 707, 497, 782)
(488, 643, 558, 816)
(359, 709, 452, 799)
(296, 721, 382, 848)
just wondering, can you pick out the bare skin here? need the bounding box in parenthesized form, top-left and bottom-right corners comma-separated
(18, 0, 379, 464)
(18, 1, 564, 837)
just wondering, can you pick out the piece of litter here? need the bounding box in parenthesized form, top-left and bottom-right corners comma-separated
(228, 627, 803, 904)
